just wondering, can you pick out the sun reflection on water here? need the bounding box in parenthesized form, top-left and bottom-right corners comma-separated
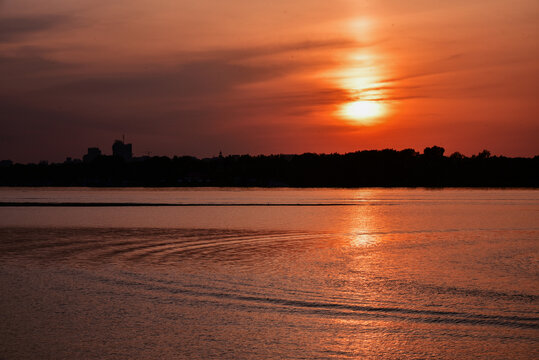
(344, 190, 385, 247)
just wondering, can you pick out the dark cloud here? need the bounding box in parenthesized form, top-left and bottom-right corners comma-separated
(0, 50, 71, 94)
(1, 38, 362, 162)
(0, 52, 60, 75)
(0, 14, 70, 42)
(1, 37, 355, 97)
(0, 96, 91, 161)
(181, 38, 358, 62)
(47, 59, 289, 98)
(226, 88, 351, 114)
(36, 38, 355, 98)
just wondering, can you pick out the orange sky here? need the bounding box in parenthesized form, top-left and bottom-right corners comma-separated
(1, 0, 538, 162)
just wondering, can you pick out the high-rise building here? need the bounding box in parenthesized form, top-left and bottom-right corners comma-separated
(83, 147, 102, 162)
(112, 139, 132, 161)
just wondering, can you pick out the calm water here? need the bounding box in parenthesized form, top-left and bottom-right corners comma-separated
(0, 188, 537, 359)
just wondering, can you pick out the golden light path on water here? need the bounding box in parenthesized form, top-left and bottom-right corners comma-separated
(335, 19, 389, 126)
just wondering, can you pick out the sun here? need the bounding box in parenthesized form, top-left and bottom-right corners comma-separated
(340, 100, 384, 125)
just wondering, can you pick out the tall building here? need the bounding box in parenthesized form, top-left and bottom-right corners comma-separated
(83, 147, 102, 162)
(112, 139, 132, 161)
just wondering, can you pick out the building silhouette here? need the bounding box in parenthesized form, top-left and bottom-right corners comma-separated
(112, 138, 132, 161)
(83, 147, 102, 162)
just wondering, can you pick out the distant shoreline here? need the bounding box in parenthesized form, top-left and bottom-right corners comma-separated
(1, 148, 538, 188)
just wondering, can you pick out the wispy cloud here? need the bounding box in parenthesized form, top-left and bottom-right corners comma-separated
(0, 37, 360, 161)
(0, 14, 70, 42)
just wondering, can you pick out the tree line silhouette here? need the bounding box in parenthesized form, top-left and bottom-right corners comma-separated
(1, 146, 537, 187)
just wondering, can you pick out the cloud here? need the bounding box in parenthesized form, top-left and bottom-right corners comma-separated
(180, 38, 357, 63)
(0, 37, 364, 161)
(32, 38, 355, 97)
(13, 38, 355, 123)
(46, 59, 288, 98)
(0, 14, 70, 42)
(0, 46, 76, 96)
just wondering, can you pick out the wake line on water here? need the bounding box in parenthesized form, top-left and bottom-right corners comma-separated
(85, 271, 539, 330)
(3, 226, 537, 330)
(0, 202, 397, 207)
(0, 227, 326, 266)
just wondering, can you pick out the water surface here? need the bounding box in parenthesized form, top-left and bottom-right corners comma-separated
(0, 188, 537, 359)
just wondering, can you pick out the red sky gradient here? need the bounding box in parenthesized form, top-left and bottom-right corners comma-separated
(1, 0, 538, 162)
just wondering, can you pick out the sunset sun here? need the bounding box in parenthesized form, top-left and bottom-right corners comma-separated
(340, 100, 385, 124)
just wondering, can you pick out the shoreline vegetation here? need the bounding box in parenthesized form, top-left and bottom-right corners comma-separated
(1, 147, 537, 188)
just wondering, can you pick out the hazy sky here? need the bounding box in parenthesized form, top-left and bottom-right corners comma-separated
(1, 0, 538, 162)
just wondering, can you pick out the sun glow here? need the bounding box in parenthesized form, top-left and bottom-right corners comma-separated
(331, 18, 393, 126)
(334, 57, 389, 125)
(340, 100, 384, 124)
